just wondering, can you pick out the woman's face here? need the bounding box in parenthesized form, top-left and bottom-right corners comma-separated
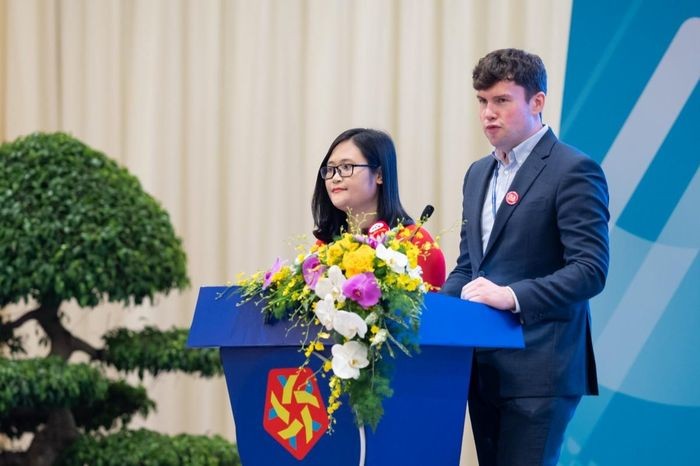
(324, 140, 382, 220)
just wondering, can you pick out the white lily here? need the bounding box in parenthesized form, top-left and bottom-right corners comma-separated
(376, 244, 408, 273)
(314, 265, 347, 302)
(331, 341, 369, 379)
(333, 310, 368, 339)
(314, 296, 338, 331)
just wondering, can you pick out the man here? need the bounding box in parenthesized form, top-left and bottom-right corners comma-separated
(442, 48, 609, 465)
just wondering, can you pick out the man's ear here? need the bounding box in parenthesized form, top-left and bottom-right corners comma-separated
(531, 91, 546, 114)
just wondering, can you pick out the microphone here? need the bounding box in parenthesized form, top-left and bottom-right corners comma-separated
(407, 204, 435, 241)
(419, 204, 434, 223)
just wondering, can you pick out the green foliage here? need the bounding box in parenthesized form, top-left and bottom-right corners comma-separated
(72, 380, 155, 432)
(0, 132, 189, 308)
(0, 133, 236, 463)
(0, 357, 109, 436)
(102, 326, 223, 378)
(57, 429, 241, 466)
(0, 368, 154, 437)
(345, 360, 394, 431)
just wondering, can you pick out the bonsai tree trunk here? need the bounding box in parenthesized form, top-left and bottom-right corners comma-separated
(24, 408, 79, 466)
(8, 302, 89, 466)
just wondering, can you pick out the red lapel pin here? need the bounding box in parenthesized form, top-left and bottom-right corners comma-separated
(505, 191, 519, 205)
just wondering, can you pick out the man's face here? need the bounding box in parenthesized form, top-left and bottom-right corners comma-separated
(476, 80, 545, 154)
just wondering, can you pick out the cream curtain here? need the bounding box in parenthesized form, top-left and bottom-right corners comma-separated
(0, 1, 572, 463)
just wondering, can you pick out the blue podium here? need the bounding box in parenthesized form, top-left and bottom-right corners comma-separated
(188, 286, 523, 465)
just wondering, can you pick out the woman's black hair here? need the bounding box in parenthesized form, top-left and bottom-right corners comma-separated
(312, 128, 413, 242)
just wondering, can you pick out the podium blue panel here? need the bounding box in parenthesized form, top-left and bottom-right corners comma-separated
(188, 286, 524, 349)
(188, 286, 523, 465)
(221, 345, 473, 466)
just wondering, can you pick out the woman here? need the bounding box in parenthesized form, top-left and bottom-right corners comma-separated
(311, 128, 446, 289)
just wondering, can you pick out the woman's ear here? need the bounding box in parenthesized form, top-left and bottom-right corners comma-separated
(375, 171, 383, 185)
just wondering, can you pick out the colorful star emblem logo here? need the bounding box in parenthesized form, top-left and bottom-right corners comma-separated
(262, 368, 329, 460)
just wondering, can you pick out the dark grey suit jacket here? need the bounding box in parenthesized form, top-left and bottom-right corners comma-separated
(442, 129, 609, 397)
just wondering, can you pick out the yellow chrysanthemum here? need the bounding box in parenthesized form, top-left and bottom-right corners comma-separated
(337, 233, 359, 251)
(326, 242, 345, 265)
(342, 244, 376, 277)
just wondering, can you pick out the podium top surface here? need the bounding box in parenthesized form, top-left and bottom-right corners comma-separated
(187, 286, 523, 349)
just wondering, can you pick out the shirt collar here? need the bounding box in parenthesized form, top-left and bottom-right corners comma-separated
(491, 124, 549, 167)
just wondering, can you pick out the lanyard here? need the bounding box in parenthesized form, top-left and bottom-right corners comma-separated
(491, 165, 500, 218)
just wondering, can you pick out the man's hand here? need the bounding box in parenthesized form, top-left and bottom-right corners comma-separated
(460, 277, 515, 311)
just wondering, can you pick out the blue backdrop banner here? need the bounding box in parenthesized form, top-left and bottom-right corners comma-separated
(561, 1, 699, 464)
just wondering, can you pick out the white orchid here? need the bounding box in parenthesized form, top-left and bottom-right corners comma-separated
(314, 265, 347, 302)
(331, 341, 369, 379)
(370, 328, 388, 347)
(333, 310, 368, 339)
(314, 295, 338, 330)
(364, 312, 378, 325)
(375, 244, 408, 273)
(407, 264, 423, 280)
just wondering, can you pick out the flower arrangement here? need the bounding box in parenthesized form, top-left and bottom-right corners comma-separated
(236, 222, 436, 431)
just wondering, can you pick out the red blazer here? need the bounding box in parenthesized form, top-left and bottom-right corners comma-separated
(401, 224, 446, 290)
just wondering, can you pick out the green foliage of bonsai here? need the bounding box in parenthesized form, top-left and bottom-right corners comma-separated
(0, 359, 153, 437)
(0, 358, 109, 418)
(0, 133, 232, 466)
(0, 132, 188, 308)
(57, 429, 240, 466)
(102, 326, 223, 378)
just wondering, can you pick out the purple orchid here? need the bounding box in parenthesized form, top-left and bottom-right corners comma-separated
(342, 272, 381, 309)
(262, 258, 284, 289)
(353, 234, 380, 249)
(302, 255, 326, 289)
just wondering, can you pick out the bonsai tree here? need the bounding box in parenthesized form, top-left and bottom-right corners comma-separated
(0, 133, 239, 466)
